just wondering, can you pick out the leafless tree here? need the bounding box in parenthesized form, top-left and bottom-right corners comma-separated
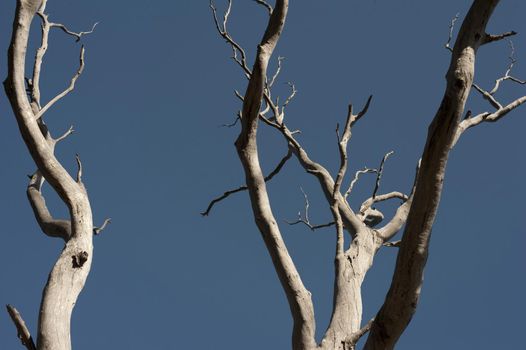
(4, 1, 106, 350)
(206, 1, 524, 349)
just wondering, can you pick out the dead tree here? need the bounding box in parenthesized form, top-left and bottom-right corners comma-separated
(205, 1, 524, 349)
(4, 1, 106, 349)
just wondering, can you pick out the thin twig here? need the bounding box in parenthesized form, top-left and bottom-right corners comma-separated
(55, 125, 74, 143)
(50, 21, 98, 42)
(35, 45, 86, 120)
(285, 187, 335, 231)
(483, 30, 517, 45)
(75, 153, 83, 183)
(210, 0, 252, 77)
(93, 218, 111, 235)
(445, 13, 459, 52)
(344, 167, 377, 199)
(372, 151, 394, 200)
(488, 40, 526, 95)
(268, 56, 284, 88)
(253, 0, 273, 15)
(472, 83, 502, 109)
(202, 149, 292, 216)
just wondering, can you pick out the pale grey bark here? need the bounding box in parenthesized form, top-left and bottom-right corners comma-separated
(206, 0, 523, 349)
(232, 2, 318, 349)
(4, 1, 99, 350)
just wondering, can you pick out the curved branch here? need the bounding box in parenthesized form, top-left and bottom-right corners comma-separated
(231, 2, 316, 349)
(27, 173, 72, 241)
(201, 149, 292, 216)
(6, 305, 37, 350)
(365, 2, 501, 348)
(5, 2, 95, 350)
(35, 45, 85, 120)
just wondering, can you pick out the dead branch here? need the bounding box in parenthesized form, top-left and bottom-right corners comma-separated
(210, 0, 251, 77)
(93, 218, 111, 235)
(50, 21, 98, 42)
(371, 150, 394, 200)
(488, 40, 526, 95)
(472, 83, 502, 109)
(201, 149, 292, 216)
(253, 0, 273, 15)
(444, 13, 459, 52)
(285, 188, 335, 231)
(343, 317, 375, 349)
(6, 305, 37, 350)
(483, 30, 517, 45)
(344, 167, 377, 199)
(35, 45, 86, 120)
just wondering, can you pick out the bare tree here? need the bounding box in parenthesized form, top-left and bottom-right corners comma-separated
(206, 1, 524, 349)
(4, 1, 106, 349)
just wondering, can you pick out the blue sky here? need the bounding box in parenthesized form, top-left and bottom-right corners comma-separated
(0, 1, 525, 349)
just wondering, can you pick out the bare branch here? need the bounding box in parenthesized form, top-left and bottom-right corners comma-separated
(285, 188, 335, 231)
(344, 167, 377, 199)
(377, 158, 419, 241)
(268, 56, 284, 88)
(262, 120, 365, 236)
(201, 149, 292, 216)
(343, 317, 375, 349)
(55, 125, 74, 143)
(210, 0, 252, 77)
(75, 153, 83, 183)
(50, 21, 98, 42)
(472, 83, 502, 109)
(220, 114, 240, 128)
(281, 81, 297, 110)
(232, 1, 318, 346)
(5, 4, 96, 348)
(93, 218, 111, 235)
(253, 0, 273, 15)
(35, 45, 86, 120)
(365, 3, 501, 347)
(454, 95, 526, 147)
(351, 95, 373, 127)
(444, 13, 459, 52)
(6, 305, 37, 350)
(483, 30, 517, 45)
(360, 191, 409, 215)
(488, 40, 526, 95)
(27, 172, 72, 241)
(383, 240, 402, 248)
(371, 150, 394, 199)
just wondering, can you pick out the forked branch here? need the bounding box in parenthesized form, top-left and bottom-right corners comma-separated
(35, 45, 85, 120)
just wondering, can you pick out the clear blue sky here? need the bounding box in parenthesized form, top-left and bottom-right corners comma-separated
(0, 1, 525, 349)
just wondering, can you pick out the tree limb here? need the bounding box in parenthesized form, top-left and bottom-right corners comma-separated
(226, 2, 317, 348)
(6, 305, 37, 350)
(201, 149, 292, 216)
(365, 2, 502, 348)
(4, 2, 96, 349)
(35, 45, 85, 120)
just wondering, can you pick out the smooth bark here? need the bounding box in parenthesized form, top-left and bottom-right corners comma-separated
(5, 1, 95, 350)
